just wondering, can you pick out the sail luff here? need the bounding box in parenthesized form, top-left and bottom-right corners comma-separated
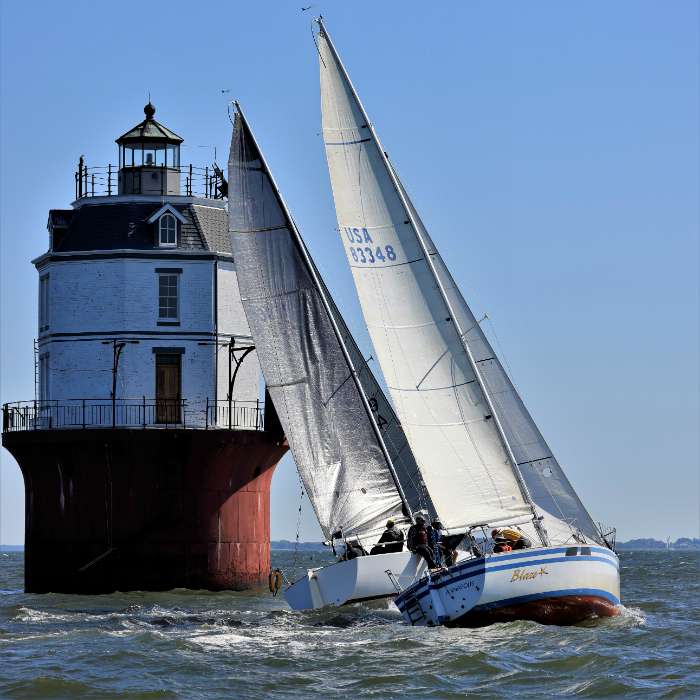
(234, 101, 413, 524)
(317, 20, 546, 542)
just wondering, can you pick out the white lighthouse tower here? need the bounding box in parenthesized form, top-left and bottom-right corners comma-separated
(37, 102, 259, 424)
(2, 104, 288, 593)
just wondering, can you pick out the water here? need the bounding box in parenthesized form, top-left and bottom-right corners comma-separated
(1, 550, 698, 699)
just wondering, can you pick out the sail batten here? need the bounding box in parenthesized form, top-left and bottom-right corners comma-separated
(228, 106, 426, 547)
(318, 21, 601, 543)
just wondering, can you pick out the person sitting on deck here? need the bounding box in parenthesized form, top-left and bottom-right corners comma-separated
(407, 515, 437, 568)
(370, 519, 405, 555)
(342, 539, 367, 561)
(492, 527, 531, 552)
(492, 535, 513, 554)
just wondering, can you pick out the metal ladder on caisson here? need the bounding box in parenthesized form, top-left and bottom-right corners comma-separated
(386, 569, 425, 626)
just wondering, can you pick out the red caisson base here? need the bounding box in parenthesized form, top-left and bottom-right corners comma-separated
(447, 595, 621, 628)
(2, 428, 287, 594)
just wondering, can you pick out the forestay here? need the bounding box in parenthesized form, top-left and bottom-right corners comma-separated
(317, 22, 600, 543)
(228, 108, 416, 547)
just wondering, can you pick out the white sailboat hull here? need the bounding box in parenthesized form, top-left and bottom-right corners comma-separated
(284, 550, 427, 611)
(394, 545, 620, 627)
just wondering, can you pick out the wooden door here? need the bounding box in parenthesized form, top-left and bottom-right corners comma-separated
(156, 354, 181, 423)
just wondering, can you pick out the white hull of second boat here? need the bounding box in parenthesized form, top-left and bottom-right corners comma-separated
(394, 545, 620, 627)
(284, 550, 427, 611)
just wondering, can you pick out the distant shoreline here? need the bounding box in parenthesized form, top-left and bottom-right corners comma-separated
(275, 537, 699, 552)
(2, 538, 698, 553)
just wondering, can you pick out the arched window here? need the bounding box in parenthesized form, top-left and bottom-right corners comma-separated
(159, 213, 177, 246)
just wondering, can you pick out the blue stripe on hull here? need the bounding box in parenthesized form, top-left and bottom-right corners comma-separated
(396, 554, 618, 609)
(451, 546, 617, 569)
(398, 547, 617, 600)
(456, 546, 617, 567)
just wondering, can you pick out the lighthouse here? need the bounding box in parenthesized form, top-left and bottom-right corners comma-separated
(1, 104, 288, 593)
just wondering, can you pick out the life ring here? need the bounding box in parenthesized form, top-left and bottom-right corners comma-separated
(268, 569, 283, 596)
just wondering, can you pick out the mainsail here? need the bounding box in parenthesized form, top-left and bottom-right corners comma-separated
(317, 20, 602, 544)
(228, 105, 425, 547)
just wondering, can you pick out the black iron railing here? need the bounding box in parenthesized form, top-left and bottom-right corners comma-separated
(75, 163, 226, 200)
(2, 399, 263, 433)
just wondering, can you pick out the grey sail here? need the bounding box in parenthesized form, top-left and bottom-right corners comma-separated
(228, 107, 419, 546)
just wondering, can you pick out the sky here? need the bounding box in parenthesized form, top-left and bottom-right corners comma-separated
(1, 0, 698, 544)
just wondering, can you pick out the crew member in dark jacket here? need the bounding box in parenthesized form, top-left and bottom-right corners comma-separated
(370, 519, 405, 555)
(343, 539, 366, 560)
(406, 515, 437, 568)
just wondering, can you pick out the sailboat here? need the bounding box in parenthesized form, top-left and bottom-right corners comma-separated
(316, 18, 621, 626)
(228, 103, 434, 610)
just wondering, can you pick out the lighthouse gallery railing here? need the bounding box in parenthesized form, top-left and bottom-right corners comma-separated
(2, 399, 264, 432)
(75, 163, 226, 200)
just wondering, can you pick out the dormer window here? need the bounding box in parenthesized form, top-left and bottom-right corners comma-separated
(159, 213, 177, 247)
(147, 204, 186, 248)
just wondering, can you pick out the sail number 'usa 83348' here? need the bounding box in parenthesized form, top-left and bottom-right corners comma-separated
(343, 227, 396, 265)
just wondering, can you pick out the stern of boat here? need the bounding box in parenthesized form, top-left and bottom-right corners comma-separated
(284, 550, 426, 611)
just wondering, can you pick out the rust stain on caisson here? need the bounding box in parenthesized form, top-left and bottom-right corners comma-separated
(3, 428, 287, 594)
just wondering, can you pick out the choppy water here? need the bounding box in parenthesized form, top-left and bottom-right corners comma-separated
(1, 550, 698, 699)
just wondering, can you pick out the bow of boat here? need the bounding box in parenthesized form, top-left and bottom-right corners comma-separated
(394, 545, 621, 627)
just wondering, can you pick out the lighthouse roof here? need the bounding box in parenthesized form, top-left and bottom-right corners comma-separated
(116, 102, 183, 144)
(49, 202, 231, 255)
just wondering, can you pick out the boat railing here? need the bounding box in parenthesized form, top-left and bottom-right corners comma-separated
(2, 398, 264, 433)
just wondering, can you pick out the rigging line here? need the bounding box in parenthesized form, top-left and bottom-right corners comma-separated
(291, 480, 306, 574)
(459, 312, 489, 338)
(449, 352, 505, 507)
(485, 315, 518, 390)
(322, 372, 353, 406)
(311, 19, 326, 69)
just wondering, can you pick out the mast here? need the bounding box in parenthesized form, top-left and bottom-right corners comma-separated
(234, 101, 414, 526)
(316, 20, 547, 545)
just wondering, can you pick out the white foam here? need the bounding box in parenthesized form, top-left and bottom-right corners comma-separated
(187, 632, 250, 648)
(617, 605, 646, 625)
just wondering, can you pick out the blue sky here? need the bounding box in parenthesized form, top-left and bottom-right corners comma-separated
(1, 1, 698, 544)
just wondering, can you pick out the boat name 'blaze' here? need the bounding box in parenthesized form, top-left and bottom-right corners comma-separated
(510, 567, 548, 582)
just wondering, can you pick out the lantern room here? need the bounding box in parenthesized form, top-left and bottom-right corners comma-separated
(116, 102, 183, 196)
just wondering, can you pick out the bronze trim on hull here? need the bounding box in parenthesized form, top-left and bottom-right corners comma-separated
(445, 595, 621, 628)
